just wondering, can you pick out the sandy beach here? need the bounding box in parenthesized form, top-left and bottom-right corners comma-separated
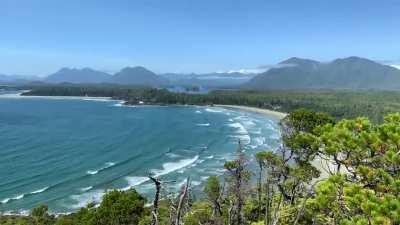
(216, 104, 287, 120)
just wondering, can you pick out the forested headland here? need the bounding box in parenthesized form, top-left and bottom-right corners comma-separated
(1, 109, 399, 225)
(22, 84, 400, 121)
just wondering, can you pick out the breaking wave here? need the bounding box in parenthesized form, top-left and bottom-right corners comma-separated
(1, 186, 49, 204)
(205, 108, 224, 113)
(121, 177, 150, 191)
(87, 162, 116, 175)
(196, 123, 210, 126)
(151, 155, 199, 177)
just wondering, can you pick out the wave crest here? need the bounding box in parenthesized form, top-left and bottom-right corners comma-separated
(87, 162, 116, 175)
(151, 155, 199, 177)
(196, 123, 210, 127)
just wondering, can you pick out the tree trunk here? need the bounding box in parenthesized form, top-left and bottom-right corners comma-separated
(175, 177, 190, 225)
(149, 176, 162, 225)
(236, 174, 243, 225)
(264, 179, 271, 225)
(258, 163, 263, 219)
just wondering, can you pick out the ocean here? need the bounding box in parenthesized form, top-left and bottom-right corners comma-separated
(0, 92, 281, 214)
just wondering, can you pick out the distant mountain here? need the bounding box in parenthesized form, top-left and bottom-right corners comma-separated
(160, 72, 256, 88)
(0, 74, 41, 84)
(244, 56, 400, 90)
(45, 68, 111, 83)
(0, 74, 12, 82)
(109, 66, 168, 86)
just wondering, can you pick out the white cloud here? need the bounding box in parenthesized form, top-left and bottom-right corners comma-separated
(218, 62, 296, 75)
(224, 68, 267, 74)
(391, 64, 400, 70)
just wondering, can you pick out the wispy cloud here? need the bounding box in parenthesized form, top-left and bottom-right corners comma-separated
(377, 59, 400, 70)
(219, 63, 292, 75)
(223, 68, 266, 74)
(390, 64, 400, 70)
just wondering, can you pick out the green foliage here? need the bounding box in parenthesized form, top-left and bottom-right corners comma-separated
(182, 201, 213, 225)
(30, 205, 55, 225)
(204, 176, 221, 202)
(281, 108, 335, 134)
(138, 201, 170, 225)
(307, 114, 400, 225)
(94, 189, 145, 225)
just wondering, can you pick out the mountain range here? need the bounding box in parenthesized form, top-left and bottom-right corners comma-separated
(109, 66, 168, 86)
(1, 56, 400, 90)
(45, 68, 111, 84)
(244, 56, 400, 90)
(43, 66, 168, 86)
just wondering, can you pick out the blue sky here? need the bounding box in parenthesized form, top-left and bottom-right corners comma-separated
(0, 0, 399, 76)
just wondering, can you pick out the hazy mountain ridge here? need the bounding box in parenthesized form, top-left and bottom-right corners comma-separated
(109, 66, 168, 86)
(244, 56, 400, 90)
(2, 56, 400, 89)
(45, 68, 111, 84)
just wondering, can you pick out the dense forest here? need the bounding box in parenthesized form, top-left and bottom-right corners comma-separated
(22, 84, 400, 121)
(1, 109, 399, 225)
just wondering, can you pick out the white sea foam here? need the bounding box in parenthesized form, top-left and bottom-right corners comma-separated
(30, 187, 49, 194)
(252, 128, 262, 134)
(205, 108, 224, 113)
(2, 209, 30, 216)
(1, 186, 50, 204)
(270, 133, 280, 140)
(206, 155, 214, 159)
(87, 170, 98, 175)
(242, 120, 256, 127)
(1, 198, 11, 204)
(228, 122, 248, 134)
(254, 136, 266, 146)
(166, 152, 180, 158)
(192, 181, 201, 186)
(177, 179, 200, 188)
(70, 190, 104, 209)
(80, 186, 93, 192)
(13, 194, 24, 200)
(82, 98, 112, 102)
(87, 162, 116, 175)
(195, 110, 202, 114)
(201, 176, 209, 181)
(196, 123, 210, 127)
(112, 101, 126, 107)
(1, 194, 25, 204)
(121, 176, 150, 191)
(0, 93, 113, 101)
(151, 155, 199, 177)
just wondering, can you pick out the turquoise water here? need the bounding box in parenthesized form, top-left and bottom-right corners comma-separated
(0, 93, 280, 214)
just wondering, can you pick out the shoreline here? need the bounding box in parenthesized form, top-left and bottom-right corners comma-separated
(9, 91, 289, 121)
(215, 104, 287, 121)
(11, 91, 288, 120)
